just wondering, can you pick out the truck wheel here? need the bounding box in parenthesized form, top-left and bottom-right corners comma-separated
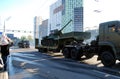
(71, 48, 80, 60)
(38, 49, 40, 52)
(62, 48, 71, 58)
(101, 51, 116, 67)
(38, 48, 42, 52)
(38, 48, 44, 53)
(43, 48, 48, 53)
(71, 48, 83, 60)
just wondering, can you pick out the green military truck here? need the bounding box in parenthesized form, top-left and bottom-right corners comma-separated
(62, 20, 120, 67)
(97, 20, 120, 66)
(35, 20, 120, 67)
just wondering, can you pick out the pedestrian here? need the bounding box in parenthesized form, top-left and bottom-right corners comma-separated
(0, 32, 13, 71)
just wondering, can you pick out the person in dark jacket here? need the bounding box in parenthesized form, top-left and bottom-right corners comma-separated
(0, 32, 12, 71)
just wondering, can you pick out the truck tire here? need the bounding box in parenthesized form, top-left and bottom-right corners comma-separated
(43, 48, 48, 53)
(62, 48, 71, 58)
(38, 48, 40, 52)
(101, 51, 116, 67)
(71, 48, 81, 60)
(38, 48, 42, 53)
(38, 48, 47, 53)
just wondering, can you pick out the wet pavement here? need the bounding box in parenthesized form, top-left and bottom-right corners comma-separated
(0, 48, 120, 79)
(8, 52, 100, 79)
(7, 48, 120, 79)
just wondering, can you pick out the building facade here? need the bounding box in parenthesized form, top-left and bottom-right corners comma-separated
(49, 0, 83, 33)
(49, 0, 100, 33)
(62, 0, 83, 33)
(49, 0, 63, 34)
(34, 16, 43, 39)
(39, 19, 48, 41)
(34, 16, 43, 46)
(34, 16, 48, 45)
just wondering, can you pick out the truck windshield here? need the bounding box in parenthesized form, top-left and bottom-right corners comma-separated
(108, 24, 120, 32)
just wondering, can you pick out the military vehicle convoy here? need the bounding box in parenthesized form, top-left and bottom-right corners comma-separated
(35, 20, 120, 67)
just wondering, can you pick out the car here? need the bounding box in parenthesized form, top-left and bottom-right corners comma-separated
(18, 40, 30, 48)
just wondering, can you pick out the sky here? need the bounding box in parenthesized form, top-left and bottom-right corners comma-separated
(0, 0, 57, 37)
(0, 0, 57, 17)
(0, 0, 120, 37)
(84, 0, 120, 30)
(98, 0, 120, 21)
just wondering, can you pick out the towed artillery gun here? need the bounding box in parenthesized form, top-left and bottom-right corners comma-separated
(38, 20, 90, 53)
(35, 20, 120, 67)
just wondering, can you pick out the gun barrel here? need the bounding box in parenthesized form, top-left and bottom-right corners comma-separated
(60, 20, 72, 32)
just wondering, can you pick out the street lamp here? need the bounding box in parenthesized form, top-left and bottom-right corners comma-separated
(3, 16, 11, 32)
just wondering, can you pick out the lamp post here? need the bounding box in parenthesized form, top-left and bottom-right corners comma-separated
(3, 20, 5, 32)
(3, 16, 11, 32)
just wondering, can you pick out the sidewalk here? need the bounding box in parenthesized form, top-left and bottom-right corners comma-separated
(0, 70, 8, 79)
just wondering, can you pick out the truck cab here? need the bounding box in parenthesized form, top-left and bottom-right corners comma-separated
(98, 20, 120, 66)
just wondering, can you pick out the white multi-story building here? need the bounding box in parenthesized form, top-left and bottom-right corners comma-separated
(49, 0, 62, 34)
(34, 16, 42, 38)
(34, 16, 48, 45)
(34, 16, 43, 45)
(39, 19, 48, 40)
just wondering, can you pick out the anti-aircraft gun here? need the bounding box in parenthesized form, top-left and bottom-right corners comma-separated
(37, 20, 91, 53)
(41, 20, 72, 47)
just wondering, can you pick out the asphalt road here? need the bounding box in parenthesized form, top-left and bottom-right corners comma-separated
(7, 47, 120, 79)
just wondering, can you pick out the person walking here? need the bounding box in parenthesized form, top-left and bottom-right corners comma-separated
(0, 32, 13, 71)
